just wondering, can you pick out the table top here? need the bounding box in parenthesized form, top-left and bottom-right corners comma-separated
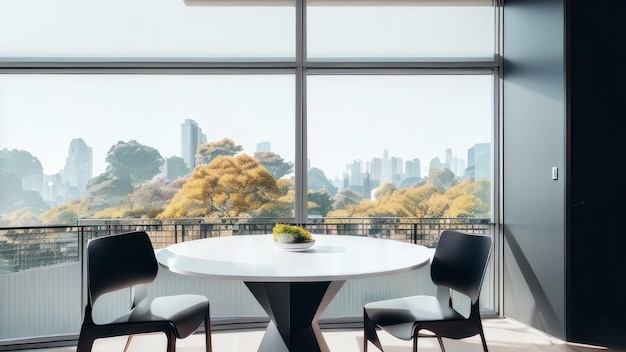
(156, 234, 432, 282)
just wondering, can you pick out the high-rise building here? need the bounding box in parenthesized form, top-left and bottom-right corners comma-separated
(391, 157, 403, 186)
(181, 119, 207, 169)
(453, 157, 466, 178)
(348, 160, 363, 187)
(405, 158, 421, 179)
(466, 143, 491, 181)
(62, 138, 92, 196)
(370, 157, 381, 184)
(381, 149, 392, 184)
(428, 156, 442, 175)
(256, 141, 271, 152)
(444, 148, 453, 170)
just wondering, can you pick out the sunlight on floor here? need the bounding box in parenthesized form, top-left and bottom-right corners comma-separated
(82, 318, 617, 352)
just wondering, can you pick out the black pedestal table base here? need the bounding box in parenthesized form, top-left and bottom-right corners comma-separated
(244, 280, 346, 352)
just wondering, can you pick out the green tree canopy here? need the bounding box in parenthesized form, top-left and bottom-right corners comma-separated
(159, 154, 280, 221)
(0, 148, 43, 178)
(195, 138, 243, 166)
(0, 173, 49, 215)
(105, 140, 164, 193)
(308, 167, 338, 196)
(254, 151, 294, 179)
(83, 173, 129, 210)
(308, 189, 333, 217)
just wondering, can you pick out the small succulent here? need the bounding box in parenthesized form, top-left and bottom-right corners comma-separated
(272, 224, 313, 243)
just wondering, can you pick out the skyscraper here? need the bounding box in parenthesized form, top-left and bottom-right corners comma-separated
(444, 148, 453, 170)
(466, 143, 491, 181)
(381, 149, 392, 184)
(62, 138, 92, 196)
(405, 158, 421, 179)
(181, 119, 207, 169)
(256, 141, 271, 152)
(428, 156, 442, 175)
(391, 156, 403, 186)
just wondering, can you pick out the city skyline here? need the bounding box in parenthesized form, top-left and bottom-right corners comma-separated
(1, 74, 492, 185)
(5, 129, 487, 205)
(2, 115, 489, 192)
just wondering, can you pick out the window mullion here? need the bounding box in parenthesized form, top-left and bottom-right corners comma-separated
(295, 0, 308, 223)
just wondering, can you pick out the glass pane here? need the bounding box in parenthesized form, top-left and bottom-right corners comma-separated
(0, 74, 295, 225)
(0, 0, 295, 59)
(307, 75, 493, 224)
(307, 5, 495, 59)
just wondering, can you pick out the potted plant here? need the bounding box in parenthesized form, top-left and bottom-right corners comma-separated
(272, 224, 315, 251)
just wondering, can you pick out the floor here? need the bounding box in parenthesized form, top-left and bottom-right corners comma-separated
(26, 318, 620, 352)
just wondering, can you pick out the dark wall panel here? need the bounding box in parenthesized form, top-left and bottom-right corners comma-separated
(568, 0, 626, 348)
(502, 0, 567, 340)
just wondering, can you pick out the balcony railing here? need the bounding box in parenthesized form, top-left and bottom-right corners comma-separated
(0, 217, 494, 347)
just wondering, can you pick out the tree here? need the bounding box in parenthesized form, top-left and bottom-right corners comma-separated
(257, 178, 295, 217)
(308, 167, 338, 196)
(446, 194, 479, 217)
(333, 189, 363, 214)
(0, 208, 43, 227)
(39, 200, 82, 225)
(308, 189, 333, 217)
(0, 149, 47, 214)
(165, 156, 190, 181)
(159, 154, 280, 221)
(426, 168, 458, 193)
(0, 148, 43, 178)
(105, 140, 164, 194)
(0, 173, 23, 214)
(195, 138, 243, 166)
(129, 177, 184, 214)
(254, 151, 294, 179)
(373, 183, 397, 200)
(369, 190, 408, 217)
(0, 173, 49, 215)
(83, 174, 128, 210)
(401, 186, 442, 217)
(443, 179, 490, 218)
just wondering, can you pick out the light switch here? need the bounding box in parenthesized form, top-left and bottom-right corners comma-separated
(552, 167, 558, 180)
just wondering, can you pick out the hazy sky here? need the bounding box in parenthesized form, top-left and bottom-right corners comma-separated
(0, 74, 493, 178)
(0, 0, 495, 179)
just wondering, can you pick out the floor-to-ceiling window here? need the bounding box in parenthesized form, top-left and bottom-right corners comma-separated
(0, 0, 500, 344)
(0, 0, 497, 225)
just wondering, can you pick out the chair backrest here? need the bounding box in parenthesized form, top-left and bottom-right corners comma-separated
(431, 230, 492, 304)
(87, 231, 159, 303)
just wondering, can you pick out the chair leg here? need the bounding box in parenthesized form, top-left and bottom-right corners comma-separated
(479, 331, 488, 352)
(76, 334, 94, 352)
(205, 304, 212, 352)
(76, 308, 95, 352)
(166, 331, 176, 352)
(364, 309, 384, 352)
(437, 337, 446, 352)
(123, 335, 134, 352)
(476, 315, 488, 352)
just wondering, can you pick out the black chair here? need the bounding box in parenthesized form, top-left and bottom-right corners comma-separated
(364, 230, 492, 352)
(77, 231, 212, 352)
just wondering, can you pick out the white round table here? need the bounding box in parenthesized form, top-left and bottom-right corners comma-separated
(156, 234, 432, 352)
